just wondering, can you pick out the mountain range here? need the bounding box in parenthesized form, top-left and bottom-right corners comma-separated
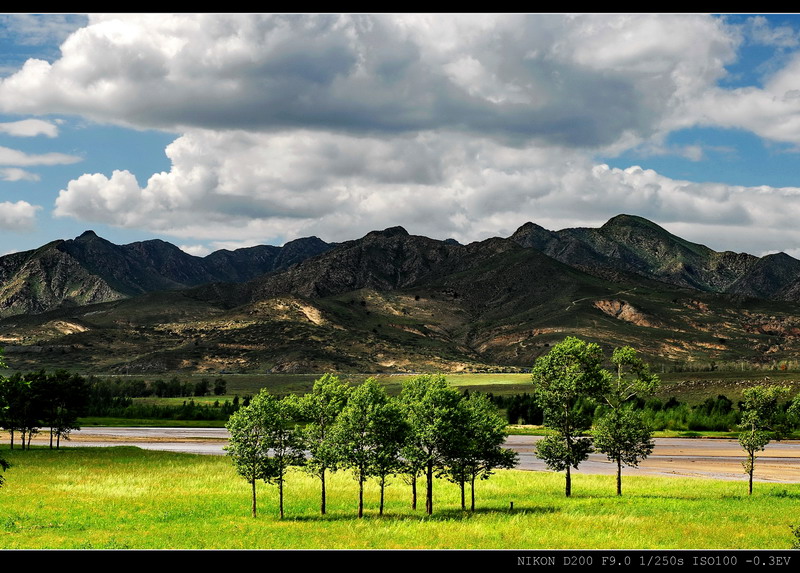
(3, 214, 800, 374)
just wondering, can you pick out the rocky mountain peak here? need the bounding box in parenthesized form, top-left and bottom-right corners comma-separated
(364, 226, 410, 240)
(76, 230, 100, 241)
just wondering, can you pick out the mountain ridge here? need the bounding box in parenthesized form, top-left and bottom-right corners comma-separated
(4, 215, 800, 374)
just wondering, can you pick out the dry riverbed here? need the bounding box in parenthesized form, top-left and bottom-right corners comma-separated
(4, 428, 800, 483)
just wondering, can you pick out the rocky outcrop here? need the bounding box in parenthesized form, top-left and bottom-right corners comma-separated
(593, 299, 660, 328)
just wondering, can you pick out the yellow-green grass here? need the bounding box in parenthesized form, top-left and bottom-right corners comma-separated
(0, 446, 797, 549)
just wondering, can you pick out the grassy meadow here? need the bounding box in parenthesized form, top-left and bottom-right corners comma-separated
(0, 445, 798, 550)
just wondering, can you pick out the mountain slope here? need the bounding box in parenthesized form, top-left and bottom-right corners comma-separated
(5, 215, 800, 374)
(511, 214, 763, 293)
(0, 231, 332, 317)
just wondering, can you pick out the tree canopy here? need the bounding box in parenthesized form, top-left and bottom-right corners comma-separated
(297, 373, 351, 515)
(532, 336, 609, 497)
(738, 385, 797, 495)
(225, 390, 305, 518)
(594, 346, 659, 496)
(332, 377, 407, 517)
(399, 374, 465, 515)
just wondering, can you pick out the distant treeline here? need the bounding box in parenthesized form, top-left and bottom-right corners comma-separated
(491, 392, 799, 432)
(88, 375, 228, 399)
(86, 375, 244, 420)
(659, 359, 800, 373)
(1, 372, 246, 442)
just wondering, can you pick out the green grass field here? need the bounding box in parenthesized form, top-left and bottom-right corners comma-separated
(0, 446, 797, 549)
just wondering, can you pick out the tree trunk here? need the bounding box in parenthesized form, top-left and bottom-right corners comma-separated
(411, 474, 417, 510)
(9, 429, 14, 450)
(380, 477, 385, 516)
(279, 476, 285, 519)
(748, 452, 755, 496)
(320, 470, 327, 515)
(251, 478, 257, 518)
(426, 461, 433, 515)
(358, 478, 364, 518)
(470, 474, 476, 512)
(49, 428, 54, 449)
(565, 465, 571, 497)
(616, 458, 622, 496)
(460, 480, 465, 510)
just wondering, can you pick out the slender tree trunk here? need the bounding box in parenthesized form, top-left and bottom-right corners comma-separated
(358, 478, 364, 518)
(320, 470, 327, 515)
(616, 458, 622, 496)
(57, 433, 61, 449)
(748, 452, 755, 496)
(470, 474, 476, 512)
(565, 414, 573, 497)
(565, 465, 571, 497)
(9, 429, 14, 450)
(411, 474, 417, 510)
(251, 478, 257, 518)
(426, 461, 433, 515)
(380, 477, 385, 516)
(49, 428, 54, 449)
(279, 476, 285, 519)
(460, 480, 465, 510)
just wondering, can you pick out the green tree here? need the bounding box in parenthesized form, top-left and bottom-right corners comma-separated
(594, 409, 653, 495)
(738, 385, 793, 495)
(193, 379, 211, 397)
(532, 336, 610, 497)
(446, 393, 518, 511)
(213, 378, 227, 396)
(225, 390, 305, 518)
(40, 371, 88, 449)
(297, 373, 350, 515)
(225, 396, 275, 518)
(594, 346, 659, 495)
(1, 372, 39, 450)
(399, 374, 464, 515)
(370, 396, 408, 515)
(399, 448, 425, 510)
(332, 378, 407, 517)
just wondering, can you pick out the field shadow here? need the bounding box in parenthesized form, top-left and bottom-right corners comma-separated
(285, 504, 559, 523)
(769, 489, 800, 500)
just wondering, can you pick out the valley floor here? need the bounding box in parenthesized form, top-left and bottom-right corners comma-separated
(5, 428, 800, 483)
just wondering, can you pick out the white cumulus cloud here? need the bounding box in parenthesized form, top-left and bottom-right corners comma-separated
(0, 14, 737, 149)
(4, 13, 800, 257)
(0, 200, 40, 230)
(51, 128, 800, 255)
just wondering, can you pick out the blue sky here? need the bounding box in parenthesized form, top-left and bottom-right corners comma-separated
(3, 14, 800, 258)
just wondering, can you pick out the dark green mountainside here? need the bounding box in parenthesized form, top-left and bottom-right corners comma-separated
(511, 214, 760, 293)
